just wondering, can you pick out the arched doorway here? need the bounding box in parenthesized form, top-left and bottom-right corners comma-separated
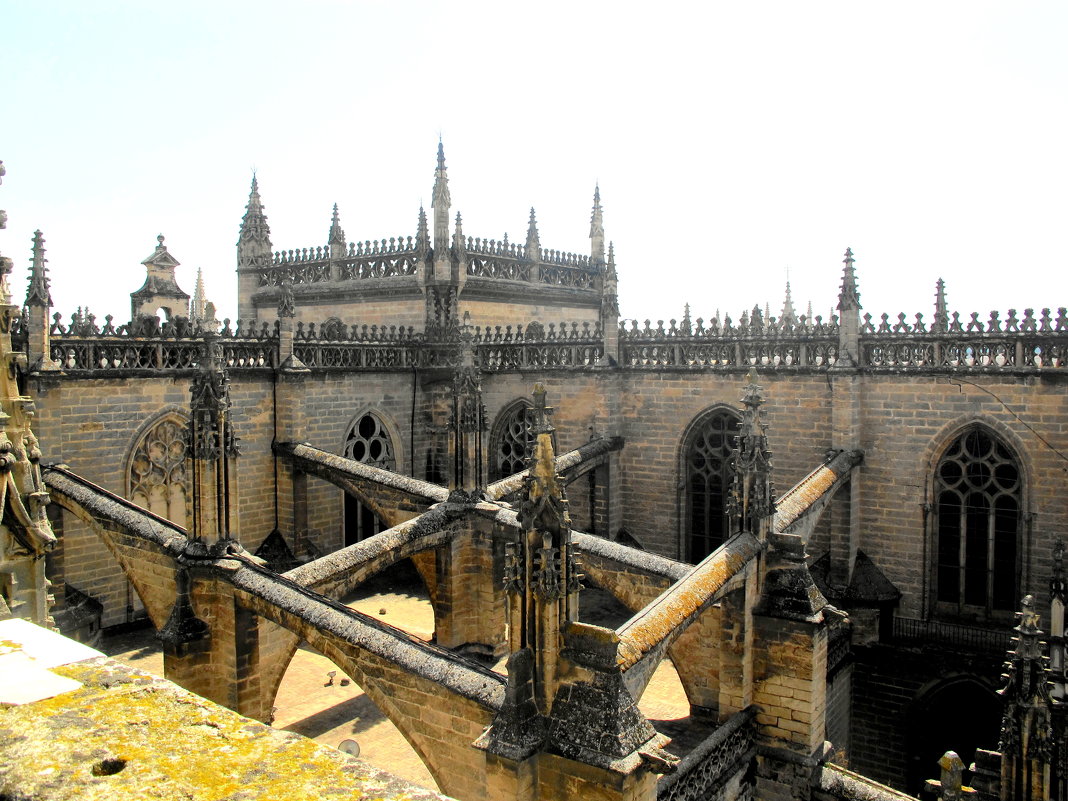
(906, 677, 1001, 794)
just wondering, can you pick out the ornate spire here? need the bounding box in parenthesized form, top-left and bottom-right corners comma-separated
(415, 205, 430, 260)
(837, 247, 861, 311)
(589, 184, 605, 264)
(934, 278, 949, 332)
(728, 372, 774, 537)
(601, 241, 619, 318)
(998, 595, 1055, 793)
(780, 279, 796, 326)
(238, 174, 272, 248)
(449, 311, 486, 494)
(25, 230, 52, 308)
(189, 334, 240, 544)
(328, 203, 346, 246)
(525, 207, 541, 261)
(191, 268, 206, 322)
(431, 140, 451, 255)
(452, 211, 465, 256)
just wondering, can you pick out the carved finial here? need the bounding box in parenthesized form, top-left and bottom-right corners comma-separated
(1054, 539, 1066, 605)
(525, 207, 541, 260)
(191, 267, 206, 322)
(531, 383, 554, 436)
(934, 278, 949, 332)
(278, 279, 295, 319)
(837, 247, 861, 311)
(157, 233, 165, 248)
(432, 141, 451, 254)
(26, 230, 52, 308)
(780, 279, 796, 325)
(589, 184, 605, 264)
(452, 211, 465, 254)
(416, 205, 430, 258)
(328, 203, 346, 246)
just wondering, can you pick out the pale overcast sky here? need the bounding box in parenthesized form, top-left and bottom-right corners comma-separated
(2, 2, 1065, 327)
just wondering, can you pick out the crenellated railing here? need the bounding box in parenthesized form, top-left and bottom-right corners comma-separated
(656, 706, 757, 800)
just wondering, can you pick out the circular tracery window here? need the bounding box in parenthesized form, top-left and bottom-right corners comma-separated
(343, 413, 396, 469)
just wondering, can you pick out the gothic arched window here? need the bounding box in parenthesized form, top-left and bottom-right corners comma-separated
(934, 427, 1022, 618)
(342, 411, 397, 545)
(128, 413, 189, 528)
(491, 401, 535, 481)
(682, 408, 741, 562)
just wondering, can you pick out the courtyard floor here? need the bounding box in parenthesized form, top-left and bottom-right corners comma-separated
(99, 565, 701, 793)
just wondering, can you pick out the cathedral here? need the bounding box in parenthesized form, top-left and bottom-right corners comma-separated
(1, 144, 1066, 800)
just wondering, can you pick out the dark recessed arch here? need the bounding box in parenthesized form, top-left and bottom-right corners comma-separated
(341, 409, 399, 545)
(679, 405, 741, 562)
(489, 398, 535, 481)
(931, 424, 1024, 621)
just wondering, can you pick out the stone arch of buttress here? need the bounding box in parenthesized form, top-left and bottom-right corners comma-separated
(234, 590, 495, 796)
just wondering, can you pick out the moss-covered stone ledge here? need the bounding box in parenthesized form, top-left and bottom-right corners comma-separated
(0, 655, 453, 801)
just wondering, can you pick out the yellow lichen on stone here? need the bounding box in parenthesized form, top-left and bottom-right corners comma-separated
(0, 657, 442, 801)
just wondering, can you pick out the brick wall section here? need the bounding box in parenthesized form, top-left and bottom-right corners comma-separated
(848, 642, 1003, 792)
(617, 373, 833, 558)
(856, 372, 1068, 620)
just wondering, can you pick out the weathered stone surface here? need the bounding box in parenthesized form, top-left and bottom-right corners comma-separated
(0, 654, 451, 801)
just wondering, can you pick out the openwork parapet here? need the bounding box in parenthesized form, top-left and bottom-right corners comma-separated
(48, 312, 278, 372)
(859, 308, 1068, 369)
(292, 320, 605, 371)
(657, 706, 756, 801)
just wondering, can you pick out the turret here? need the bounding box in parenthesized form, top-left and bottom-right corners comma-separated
(131, 234, 191, 327)
(236, 175, 273, 322)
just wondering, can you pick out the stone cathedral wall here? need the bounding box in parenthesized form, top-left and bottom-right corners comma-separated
(27, 363, 1068, 632)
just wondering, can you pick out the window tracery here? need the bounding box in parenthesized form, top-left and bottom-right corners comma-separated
(682, 409, 740, 562)
(128, 414, 189, 528)
(491, 401, 535, 480)
(343, 412, 396, 469)
(342, 411, 396, 544)
(934, 426, 1021, 617)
